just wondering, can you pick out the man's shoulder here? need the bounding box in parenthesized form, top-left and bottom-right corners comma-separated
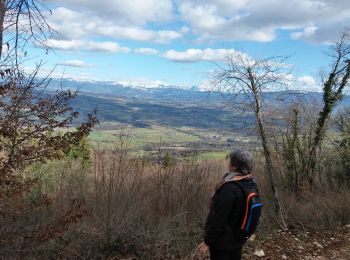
(218, 181, 245, 197)
(222, 179, 255, 187)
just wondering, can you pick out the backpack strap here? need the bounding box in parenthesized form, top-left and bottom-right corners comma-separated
(228, 180, 258, 231)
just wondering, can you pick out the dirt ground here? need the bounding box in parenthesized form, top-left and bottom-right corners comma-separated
(243, 226, 350, 260)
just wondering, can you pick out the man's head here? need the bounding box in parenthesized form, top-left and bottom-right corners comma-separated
(229, 150, 253, 174)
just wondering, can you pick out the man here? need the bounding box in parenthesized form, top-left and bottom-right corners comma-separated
(197, 150, 258, 260)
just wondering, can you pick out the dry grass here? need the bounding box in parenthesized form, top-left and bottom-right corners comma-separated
(0, 146, 349, 259)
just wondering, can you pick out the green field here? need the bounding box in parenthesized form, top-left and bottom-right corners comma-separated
(87, 121, 256, 159)
(196, 151, 228, 160)
(89, 125, 201, 148)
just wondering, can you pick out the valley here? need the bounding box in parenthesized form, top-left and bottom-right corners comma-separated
(55, 80, 350, 159)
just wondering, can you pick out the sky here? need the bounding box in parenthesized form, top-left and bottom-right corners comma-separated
(25, 0, 350, 91)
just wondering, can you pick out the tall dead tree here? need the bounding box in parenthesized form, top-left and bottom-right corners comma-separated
(213, 52, 289, 229)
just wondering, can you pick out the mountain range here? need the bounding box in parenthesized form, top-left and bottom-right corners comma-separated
(47, 79, 350, 129)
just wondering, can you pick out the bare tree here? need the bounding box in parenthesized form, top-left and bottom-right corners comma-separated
(272, 101, 320, 194)
(212, 52, 289, 229)
(0, 0, 52, 62)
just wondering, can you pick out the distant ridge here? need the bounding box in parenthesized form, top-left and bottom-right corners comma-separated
(46, 78, 350, 107)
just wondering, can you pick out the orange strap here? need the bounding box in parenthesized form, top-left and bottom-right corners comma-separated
(241, 192, 256, 230)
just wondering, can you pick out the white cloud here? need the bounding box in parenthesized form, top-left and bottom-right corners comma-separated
(46, 1, 350, 45)
(24, 65, 168, 87)
(96, 26, 181, 43)
(134, 48, 159, 55)
(57, 60, 95, 68)
(178, 1, 275, 42)
(162, 48, 248, 63)
(297, 75, 319, 91)
(47, 6, 181, 44)
(177, 0, 350, 43)
(281, 75, 320, 91)
(47, 0, 174, 25)
(298, 76, 316, 86)
(43, 39, 130, 53)
(23, 66, 96, 82)
(291, 26, 318, 40)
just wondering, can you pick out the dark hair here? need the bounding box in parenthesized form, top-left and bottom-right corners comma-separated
(229, 150, 253, 174)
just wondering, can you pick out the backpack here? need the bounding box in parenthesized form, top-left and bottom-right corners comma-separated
(232, 180, 262, 239)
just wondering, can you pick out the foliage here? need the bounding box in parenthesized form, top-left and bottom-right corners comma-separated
(0, 69, 97, 180)
(270, 32, 350, 192)
(64, 137, 92, 166)
(307, 32, 350, 183)
(162, 152, 176, 167)
(0, 0, 97, 190)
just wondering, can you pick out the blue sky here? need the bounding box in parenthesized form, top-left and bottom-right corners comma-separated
(24, 0, 350, 90)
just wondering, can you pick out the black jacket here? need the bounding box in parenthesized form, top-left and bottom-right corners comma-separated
(204, 180, 254, 250)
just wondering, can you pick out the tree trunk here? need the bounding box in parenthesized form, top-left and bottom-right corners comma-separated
(307, 103, 330, 185)
(254, 91, 288, 229)
(0, 0, 6, 60)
